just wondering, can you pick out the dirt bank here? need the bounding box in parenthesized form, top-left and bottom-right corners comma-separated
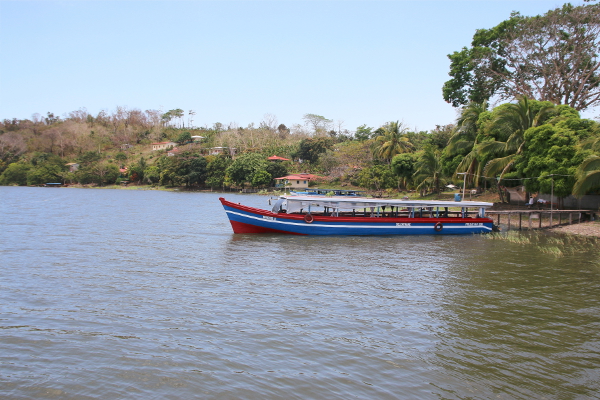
(549, 221, 600, 238)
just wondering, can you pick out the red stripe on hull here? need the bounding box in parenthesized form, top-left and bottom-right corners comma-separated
(229, 220, 306, 235)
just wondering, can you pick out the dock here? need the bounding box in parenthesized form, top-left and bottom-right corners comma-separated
(486, 209, 596, 231)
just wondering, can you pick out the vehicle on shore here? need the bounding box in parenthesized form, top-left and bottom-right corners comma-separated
(219, 195, 494, 235)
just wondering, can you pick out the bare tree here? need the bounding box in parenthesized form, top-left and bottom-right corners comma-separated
(303, 114, 333, 136)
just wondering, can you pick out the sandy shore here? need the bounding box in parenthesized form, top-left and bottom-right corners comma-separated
(549, 221, 600, 238)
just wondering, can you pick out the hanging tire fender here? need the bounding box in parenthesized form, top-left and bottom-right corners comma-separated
(434, 222, 443, 232)
(304, 214, 314, 224)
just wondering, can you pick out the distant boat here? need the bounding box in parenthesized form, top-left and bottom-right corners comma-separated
(219, 196, 494, 235)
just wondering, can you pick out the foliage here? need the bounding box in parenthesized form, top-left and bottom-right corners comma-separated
(391, 153, 417, 189)
(0, 162, 32, 185)
(226, 152, 270, 187)
(293, 137, 334, 164)
(371, 121, 413, 162)
(266, 161, 287, 181)
(573, 155, 600, 197)
(114, 152, 127, 165)
(357, 164, 397, 190)
(478, 96, 556, 180)
(443, 3, 600, 111)
(413, 147, 446, 195)
(446, 101, 489, 188)
(128, 157, 147, 183)
(206, 155, 232, 189)
(176, 154, 208, 187)
(516, 124, 588, 197)
(354, 124, 374, 141)
(251, 170, 273, 188)
(303, 114, 332, 135)
(26, 154, 68, 185)
(176, 131, 192, 144)
(143, 166, 160, 184)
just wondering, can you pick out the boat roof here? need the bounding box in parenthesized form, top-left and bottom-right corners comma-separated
(281, 195, 493, 210)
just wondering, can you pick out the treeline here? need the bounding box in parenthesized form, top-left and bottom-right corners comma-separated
(0, 99, 599, 203)
(0, 107, 450, 190)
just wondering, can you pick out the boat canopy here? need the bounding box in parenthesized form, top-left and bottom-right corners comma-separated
(282, 195, 493, 214)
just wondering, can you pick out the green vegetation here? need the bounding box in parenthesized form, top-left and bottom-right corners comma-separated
(484, 231, 600, 258)
(1, 3, 599, 199)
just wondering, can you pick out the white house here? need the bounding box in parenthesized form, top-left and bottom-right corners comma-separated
(151, 141, 177, 151)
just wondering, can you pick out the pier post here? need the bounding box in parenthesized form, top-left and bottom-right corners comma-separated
(507, 214, 511, 231)
(519, 213, 522, 230)
(528, 213, 532, 230)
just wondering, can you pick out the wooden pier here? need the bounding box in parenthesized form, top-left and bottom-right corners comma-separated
(486, 209, 595, 231)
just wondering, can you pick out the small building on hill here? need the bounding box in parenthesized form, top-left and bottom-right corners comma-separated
(275, 173, 321, 189)
(209, 147, 236, 157)
(151, 141, 177, 151)
(65, 163, 79, 172)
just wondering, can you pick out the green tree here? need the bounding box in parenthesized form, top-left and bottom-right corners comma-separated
(447, 101, 489, 188)
(0, 161, 32, 185)
(357, 164, 397, 190)
(573, 155, 600, 197)
(293, 137, 334, 164)
(27, 161, 65, 185)
(176, 155, 207, 188)
(443, 3, 600, 111)
(391, 153, 417, 190)
(114, 152, 127, 166)
(127, 157, 147, 183)
(266, 161, 287, 181)
(477, 97, 555, 200)
(144, 165, 161, 184)
(226, 152, 270, 187)
(354, 124, 374, 141)
(251, 170, 272, 188)
(413, 147, 446, 196)
(516, 123, 589, 200)
(176, 131, 192, 144)
(371, 121, 413, 163)
(572, 126, 600, 197)
(206, 155, 232, 189)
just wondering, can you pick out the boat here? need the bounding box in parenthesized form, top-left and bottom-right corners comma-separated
(219, 195, 495, 235)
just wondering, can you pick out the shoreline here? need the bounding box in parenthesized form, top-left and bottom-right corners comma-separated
(548, 221, 600, 238)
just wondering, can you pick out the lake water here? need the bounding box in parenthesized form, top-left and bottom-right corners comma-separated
(1, 186, 599, 399)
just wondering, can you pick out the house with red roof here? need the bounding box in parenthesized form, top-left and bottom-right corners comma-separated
(274, 173, 321, 189)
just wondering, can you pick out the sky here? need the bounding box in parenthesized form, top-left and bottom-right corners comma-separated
(0, 0, 596, 133)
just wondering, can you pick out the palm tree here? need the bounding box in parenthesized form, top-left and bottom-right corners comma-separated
(413, 146, 445, 196)
(476, 96, 555, 201)
(573, 134, 600, 197)
(447, 101, 488, 189)
(372, 121, 413, 162)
